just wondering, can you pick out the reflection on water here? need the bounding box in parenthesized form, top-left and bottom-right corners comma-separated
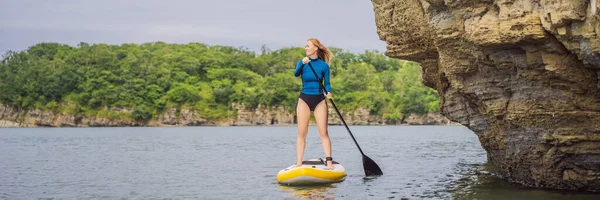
(276, 161, 600, 200)
(448, 162, 600, 200)
(279, 184, 337, 200)
(277, 175, 384, 199)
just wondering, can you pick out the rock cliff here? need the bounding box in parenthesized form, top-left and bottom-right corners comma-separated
(372, 0, 600, 191)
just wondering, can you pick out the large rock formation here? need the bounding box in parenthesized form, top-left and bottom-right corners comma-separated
(372, 0, 600, 191)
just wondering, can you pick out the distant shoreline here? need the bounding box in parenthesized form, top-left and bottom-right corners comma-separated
(0, 123, 463, 128)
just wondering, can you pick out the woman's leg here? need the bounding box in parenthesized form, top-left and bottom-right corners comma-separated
(296, 98, 311, 167)
(313, 100, 333, 169)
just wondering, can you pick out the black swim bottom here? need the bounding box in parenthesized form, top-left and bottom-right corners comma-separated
(299, 93, 326, 111)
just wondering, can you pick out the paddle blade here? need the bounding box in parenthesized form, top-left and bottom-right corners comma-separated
(362, 155, 383, 176)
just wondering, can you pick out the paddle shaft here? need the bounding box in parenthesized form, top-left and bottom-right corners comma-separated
(305, 62, 366, 156)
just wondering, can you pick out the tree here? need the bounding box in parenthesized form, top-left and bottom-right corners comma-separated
(0, 42, 440, 123)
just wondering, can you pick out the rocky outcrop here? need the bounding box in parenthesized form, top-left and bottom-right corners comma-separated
(156, 108, 212, 126)
(372, 0, 600, 191)
(228, 103, 452, 126)
(230, 103, 295, 126)
(0, 105, 212, 127)
(405, 112, 454, 125)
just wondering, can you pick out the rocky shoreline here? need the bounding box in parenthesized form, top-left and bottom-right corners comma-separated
(0, 104, 455, 128)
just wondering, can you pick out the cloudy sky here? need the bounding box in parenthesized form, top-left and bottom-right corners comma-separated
(0, 0, 386, 55)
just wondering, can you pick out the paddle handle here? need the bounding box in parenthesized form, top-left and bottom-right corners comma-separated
(305, 62, 366, 156)
(327, 99, 366, 156)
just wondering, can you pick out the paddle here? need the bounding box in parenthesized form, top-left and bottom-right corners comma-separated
(305, 62, 383, 176)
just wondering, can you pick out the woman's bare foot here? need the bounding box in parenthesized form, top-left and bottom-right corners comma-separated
(292, 163, 302, 169)
(326, 160, 334, 170)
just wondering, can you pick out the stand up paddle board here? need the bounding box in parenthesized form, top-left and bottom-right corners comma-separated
(277, 158, 346, 185)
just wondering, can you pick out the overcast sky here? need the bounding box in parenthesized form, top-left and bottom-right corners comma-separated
(0, 0, 386, 55)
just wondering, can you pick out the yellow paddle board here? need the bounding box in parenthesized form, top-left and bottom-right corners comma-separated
(277, 158, 346, 185)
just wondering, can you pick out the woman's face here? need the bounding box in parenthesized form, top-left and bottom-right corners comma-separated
(305, 40, 318, 56)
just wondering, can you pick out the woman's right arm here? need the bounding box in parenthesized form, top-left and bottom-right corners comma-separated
(294, 60, 304, 77)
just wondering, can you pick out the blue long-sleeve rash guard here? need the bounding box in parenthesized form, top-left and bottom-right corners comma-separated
(294, 57, 331, 95)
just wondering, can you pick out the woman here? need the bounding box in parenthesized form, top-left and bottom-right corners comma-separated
(293, 38, 334, 169)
